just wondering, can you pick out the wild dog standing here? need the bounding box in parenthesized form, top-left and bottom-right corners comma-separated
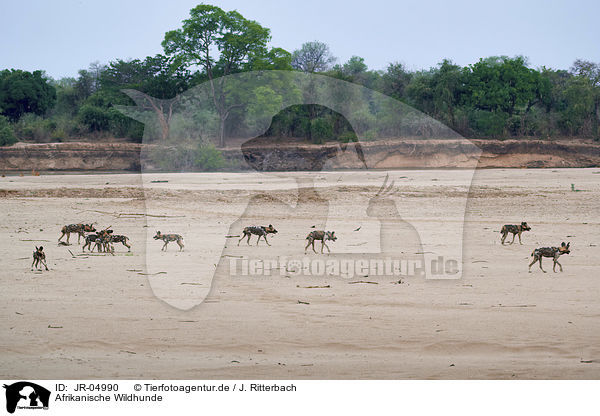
(109, 234, 131, 252)
(500, 222, 531, 245)
(154, 231, 184, 251)
(238, 225, 278, 246)
(529, 242, 571, 273)
(31, 246, 48, 271)
(89, 227, 113, 253)
(305, 230, 337, 254)
(82, 233, 100, 252)
(58, 223, 96, 244)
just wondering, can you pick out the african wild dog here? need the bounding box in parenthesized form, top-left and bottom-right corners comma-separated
(58, 223, 96, 244)
(83, 228, 114, 253)
(154, 231, 184, 251)
(500, 222, 531, 245)
(82, 233, 100, 252)
(109, 234, 131, 252)
(238, 225, 278, 246)
(305, 230, 337, 254)
(529, 242, 570, 273)
(31, 246, 48, 271)
(96, 229, 116, 253)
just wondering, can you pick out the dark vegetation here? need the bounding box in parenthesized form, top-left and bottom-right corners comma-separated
(1, 3, 599, 156)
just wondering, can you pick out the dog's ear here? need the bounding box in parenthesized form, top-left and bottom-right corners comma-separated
(567, 242, 570, 248)
(269, 224, 272, 227)
(561, 242, 566, 247)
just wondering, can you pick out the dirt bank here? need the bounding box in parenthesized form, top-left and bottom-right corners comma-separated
(0, 138, 599, 172)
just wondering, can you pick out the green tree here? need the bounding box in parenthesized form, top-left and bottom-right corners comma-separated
(381, 62, 412, 101)
(0, 69, 56, 121)
(162, 4, 272, 147)
(463, 56, 542, 116)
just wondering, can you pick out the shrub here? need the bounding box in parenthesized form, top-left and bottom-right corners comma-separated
(0, 126, 17, 146)
(13, 114, 56, 142)
(78, 104, 109, 131)
(337, 130, 358, 143)
(310, 117, 332, 144)
(148, 141, 224, 172)
(194, 143, 224, 171)
(471, 110, 508, 138)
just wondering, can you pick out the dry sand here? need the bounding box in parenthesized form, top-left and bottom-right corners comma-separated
(1, 168, 599, 379)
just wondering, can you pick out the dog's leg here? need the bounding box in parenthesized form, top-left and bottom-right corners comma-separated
(539, 257, 546, 273)
(238, 233, 246, 246)
(323, 241, 330, 253)
(58, 232, 65, 242)
(247, 234, 252, 245)
(178, 239, 184, 251)
(42, 259, 48, 270)
(554, 255, 563, 272)
(305, 239, 311, 254)
(510, 233, 516, 244)
(162, 241, 168, 251)
(501, 233, 506, 245)
(312, 240, 317, 254)
(66, 233, 70, 244)
(264, 235, 271, 246)
(518, 232, 523, 245)
(256, 234, 262, 245)
(31, 257, 36, 270)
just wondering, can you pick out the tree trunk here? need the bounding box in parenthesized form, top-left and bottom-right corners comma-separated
(219, 116, 226, 148)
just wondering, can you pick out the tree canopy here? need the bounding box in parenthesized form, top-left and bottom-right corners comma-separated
(1, 3, 598, 147)
(0, 69, 56, 121)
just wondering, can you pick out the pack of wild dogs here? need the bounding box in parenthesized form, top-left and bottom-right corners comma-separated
(31, 220, 568, 275)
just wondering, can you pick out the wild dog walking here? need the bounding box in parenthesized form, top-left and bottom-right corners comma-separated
(529, 242, 571, 273)
(154, 231, 184, 251)
(238, 225, 278, 246)
(500, 222, 531, 245)
(31, 246, 48, 271)
(58, 223, 96, 244)
(305, 230, 337, 254)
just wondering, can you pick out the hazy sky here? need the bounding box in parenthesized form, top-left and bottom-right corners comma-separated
(2, 0, 599, 79)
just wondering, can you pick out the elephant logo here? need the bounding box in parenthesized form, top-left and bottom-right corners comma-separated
(118, 70, 481, 310)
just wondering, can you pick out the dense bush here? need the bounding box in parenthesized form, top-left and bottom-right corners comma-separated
(148, 141, 224, 171)
(0, 116, 17, 146)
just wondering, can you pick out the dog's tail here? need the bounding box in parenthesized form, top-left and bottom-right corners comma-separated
(531, 249, 536, 257)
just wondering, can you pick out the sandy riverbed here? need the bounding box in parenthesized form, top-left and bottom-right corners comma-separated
(1, 168, 599, 379)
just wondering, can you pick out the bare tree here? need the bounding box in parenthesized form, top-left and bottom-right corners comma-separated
(291, 41, 336, 73)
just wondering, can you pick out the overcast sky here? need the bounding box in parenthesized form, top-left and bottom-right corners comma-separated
(2, 0, 599, 79)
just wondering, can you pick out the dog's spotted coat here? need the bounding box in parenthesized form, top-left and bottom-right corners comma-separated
(529, 242, 571, 273)
(154, 231, 184, 251)
(305, 230, 337, 254)
(500, 222, 531, 245)
(238, 225, 278, 246)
